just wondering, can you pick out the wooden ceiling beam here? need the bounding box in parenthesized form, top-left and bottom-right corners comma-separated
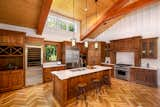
(37, 0, 53, 35)
(81, 0, 159, 40)
(80, 0, 129, 40)
(105, 0, 158, 21)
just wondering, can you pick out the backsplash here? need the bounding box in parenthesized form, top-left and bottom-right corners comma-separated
(141, 59, 159, 68)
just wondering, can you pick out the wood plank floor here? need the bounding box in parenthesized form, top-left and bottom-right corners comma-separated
(0, 78, 160, 107)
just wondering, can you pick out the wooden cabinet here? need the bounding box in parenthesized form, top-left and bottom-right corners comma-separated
(142, 38, 158, 59)
(87, 42, 106, 65)
(130, 68, 157, 87)
(110, 36, 142, 66)
(0, 70, 25, 92)
(0, 71, 10, 91)
(43, 66, 65, 82)
(10, 70, 25, 90)
(105, 43, 110, 57)
(101, 64, 115, 78)
(0, 30, 25, 46)
(77, 43, 88, 55)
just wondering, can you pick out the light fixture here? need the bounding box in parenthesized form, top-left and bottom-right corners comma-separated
(71, 38, 76, 47)
(94, 0, 98, 49)
(84, 0, 88, 11)
(94, 41, 98, 49)
(84, 8, 88, 12)
(84, 41, 88, 48)
(71, 0, 76, 47)
(83, 0, 89, 48)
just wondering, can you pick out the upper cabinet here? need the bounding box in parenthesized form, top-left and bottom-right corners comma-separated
(0, 30, 25, 46)
(142, 38, 158, 59)
(110, 36, 141, 52)
(87, 42, 106, 65)
(105, 43, 110, 57)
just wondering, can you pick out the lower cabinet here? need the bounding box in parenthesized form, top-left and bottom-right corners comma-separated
(0, 69, 25, 92)
(43, 66, 65, 83)
(130, 68, 157, 87)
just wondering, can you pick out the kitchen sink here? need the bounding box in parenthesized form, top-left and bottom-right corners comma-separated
(70, 68, 86, 72)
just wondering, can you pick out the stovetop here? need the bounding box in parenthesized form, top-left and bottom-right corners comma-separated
(116, 64, 132, 67)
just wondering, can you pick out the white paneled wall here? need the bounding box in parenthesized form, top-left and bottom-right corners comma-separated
(95, 2, 160, 86)
(96, 2, 160, 42)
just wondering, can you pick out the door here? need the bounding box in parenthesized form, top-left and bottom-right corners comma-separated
(26, 46, 43, 86)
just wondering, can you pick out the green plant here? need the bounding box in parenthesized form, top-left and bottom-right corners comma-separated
(45, 45, 57, 62)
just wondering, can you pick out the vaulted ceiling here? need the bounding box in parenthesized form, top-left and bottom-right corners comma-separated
(51, 0, 117, 21)
(0, 0, 159, 38)
(0, 0, 43, 28)
(51, 0, 159, 40)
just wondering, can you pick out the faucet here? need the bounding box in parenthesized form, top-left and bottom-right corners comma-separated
(147, 63, 150, 68)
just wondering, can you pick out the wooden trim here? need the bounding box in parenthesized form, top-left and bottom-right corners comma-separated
(105, 0, 158, 21)
(37, 0, 53, 34)
(81, 0, 159, 40)
(80, 0, 129, 40)
(110, 36, 142, 42)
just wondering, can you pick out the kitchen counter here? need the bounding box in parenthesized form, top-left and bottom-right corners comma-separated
(101, 63, 115, 66)
(52, 65, 112, 80)
(43, 62, 66, 68)
(52, 65, 112, 106)
(131, 66, 158, 70)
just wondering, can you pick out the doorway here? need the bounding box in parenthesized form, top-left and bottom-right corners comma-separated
(25, 45, 43, 86)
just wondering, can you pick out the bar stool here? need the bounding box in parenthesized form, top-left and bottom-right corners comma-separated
(76, 83, 88, 106)
(91, 79, 102, 95)
(102, 75, 111, 86)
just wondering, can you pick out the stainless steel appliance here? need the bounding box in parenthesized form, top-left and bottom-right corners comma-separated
(115, 64, 132, 80)
(65, 47, 80, 69)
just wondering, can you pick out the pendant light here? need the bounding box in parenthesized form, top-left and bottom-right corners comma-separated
(71, 0, 76, 47)
(94, 0, 98, 49)
(94, 41, 98, 49)
(84, 0, 88, 48)
(84, 41, 88, 48)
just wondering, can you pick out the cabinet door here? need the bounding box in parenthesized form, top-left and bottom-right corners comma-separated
(0, 71, 10, 92)
(135, 69, 146, 84)
(9, 70, 24, 89)
(142, 40, 148, 58)
(10, 35, 24, 46)
(0, 35, 9, 46)
(148, 38, 157, 58)
(145, 70, 157, 87)
(43, 69, 53, 82)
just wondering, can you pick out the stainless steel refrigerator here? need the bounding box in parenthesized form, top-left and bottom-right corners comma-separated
(65, 47, 80, 69)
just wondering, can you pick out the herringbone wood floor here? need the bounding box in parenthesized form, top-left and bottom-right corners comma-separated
(0, 78, 160, 107)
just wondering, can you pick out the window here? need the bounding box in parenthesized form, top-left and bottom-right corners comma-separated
(45, 45, 57, 62)
(46, 15, 76, 33)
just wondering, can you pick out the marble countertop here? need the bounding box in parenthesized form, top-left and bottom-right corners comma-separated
(51, 65, 112, 80)
(131, 66, 158, 70)
(43, 63, 66, 68)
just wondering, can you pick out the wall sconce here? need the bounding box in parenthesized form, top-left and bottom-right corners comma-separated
(84, 41, 88, 48)
(94, 42, 98, 49)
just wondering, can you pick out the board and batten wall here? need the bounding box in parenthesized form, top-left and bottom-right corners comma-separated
(95, 2, 160, 87)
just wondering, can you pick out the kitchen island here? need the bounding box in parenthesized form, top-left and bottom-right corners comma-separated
(51, 65, 112, 107)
